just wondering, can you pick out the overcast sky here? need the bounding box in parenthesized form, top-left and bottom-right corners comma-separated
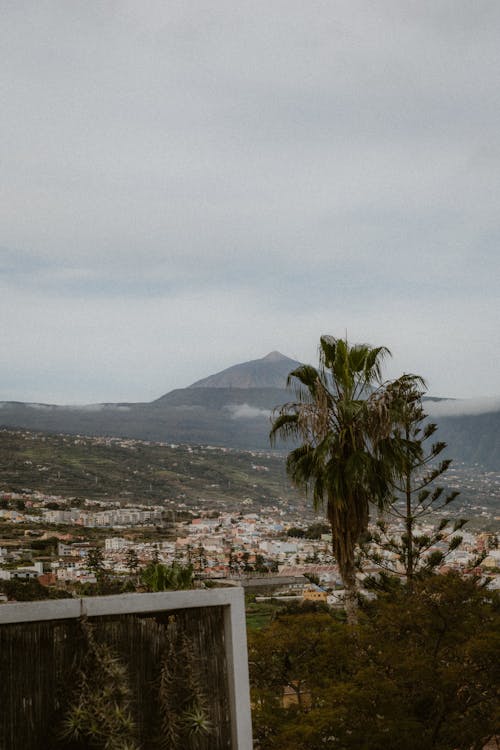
(1, 1, 499, 404)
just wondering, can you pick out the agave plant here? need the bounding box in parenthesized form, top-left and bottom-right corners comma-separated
(182, 702, 213, 746)
(59, 618, 139, 750)
(157, 623, 214, 749)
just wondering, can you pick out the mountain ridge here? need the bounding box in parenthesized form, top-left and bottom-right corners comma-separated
(189, 351, 300, 390)
(0, 352, 499, 470)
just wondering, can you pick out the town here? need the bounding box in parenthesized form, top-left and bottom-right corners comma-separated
(1, 482, 499, 602)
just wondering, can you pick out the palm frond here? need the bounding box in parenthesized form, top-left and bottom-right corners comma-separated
(364, 345, 391, 383)
(286, 364, 320, 390)
(269, 411, 299, 445)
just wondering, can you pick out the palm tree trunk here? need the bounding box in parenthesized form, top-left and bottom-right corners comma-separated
(330, 512, 359, 624)
(343, 561, 358, 625)
(405, 424, 414, 593)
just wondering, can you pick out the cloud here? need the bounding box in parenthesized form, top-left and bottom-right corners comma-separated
(0, 3, 499, 403)
(4, 403, 132, 412)
(226, 404, 271, 420)
(64, 404, 132, 412)
(425, 398, 500, 418)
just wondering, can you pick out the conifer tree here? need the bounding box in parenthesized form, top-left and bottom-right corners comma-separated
(363, 381, 465, 589)
(125, 548, 140, 576)
(86, 546, 105, 578)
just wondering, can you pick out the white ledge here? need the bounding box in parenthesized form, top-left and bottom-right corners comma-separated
(0, 588, 241, 623)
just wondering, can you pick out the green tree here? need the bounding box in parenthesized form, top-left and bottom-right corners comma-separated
(86, 547, 105, 578)
(249, 610, 346, 710)
(254, 554, 268, 573)
(250, 574, 500, 750)
(125, 548, 140, 577)
(362, 382, 465, 589)
(0, 578, 68, 601)
(305, 522, 330, 539)
(286, 527, 305, 538)
(195, 544, 208, 573)
(270, 335, 418, 622)
(241, 551, 252, 572)
(228, 546, 239, 575)
(86, 546, 115, 595)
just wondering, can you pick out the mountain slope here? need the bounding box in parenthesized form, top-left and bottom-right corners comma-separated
(189, 351, 300, 389)
(0, 353, 499, 469)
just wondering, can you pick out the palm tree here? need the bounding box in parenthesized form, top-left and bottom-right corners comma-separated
(270, 335, 419, 622)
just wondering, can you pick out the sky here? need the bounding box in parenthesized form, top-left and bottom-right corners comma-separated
(1, 1, 499, 404)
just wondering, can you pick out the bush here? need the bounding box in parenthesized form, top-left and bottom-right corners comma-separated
(250, 573, 500, 750)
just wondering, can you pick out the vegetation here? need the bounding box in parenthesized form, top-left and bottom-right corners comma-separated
(270, 335, 421, 621)
(245, 598, 287, 631)
(362, 381, 467, 587)
(140, 561, 194, 591)
(0, 428, 300, 510)
(0, 577, 69, 601)
(61, 618, 139, 750)
(249, 573, 500, 750)
(0, 429, 497, 540)
(125, 548, 140, 576)
(286, 522, 330, 539)
(86, 547, 105, 578)
(158, 629, 214, 749)
(1, 607, 228, 749)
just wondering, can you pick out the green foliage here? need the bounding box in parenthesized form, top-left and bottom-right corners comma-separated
(86, 547, 105, 576)
(60, 618, 139, 750)
(158, 624, 214, 749)
(361, 383, 465, 585)
(286, 523, 330, 539)
(140, 561, 194, 592)
(0, 577, 69, 601)
(250, 574, 500, 749)
(246, 599, 284, 631)
(45, 501, 64, 510)
(286, 526, 306, 538)
(305, 522, 330, 539)
(30, 536, 59, 553)
(73, 578, 136, 597)
(124, 548, 140, 575)
(303, 573, 320, 586)
(0, 428, 301, 511)
(59, 616, 216, 749)
(270, 334, 422, 620)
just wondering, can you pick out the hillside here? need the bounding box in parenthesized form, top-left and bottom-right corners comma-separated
(435, 410, 500, 470)
(0, 429, 497, 529)
(0, 429, 301, 511)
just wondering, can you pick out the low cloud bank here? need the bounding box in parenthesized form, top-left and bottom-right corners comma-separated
(22, 403, 132, 412)
(226, 404, 271, 420)
(425, 397, 500, 418)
